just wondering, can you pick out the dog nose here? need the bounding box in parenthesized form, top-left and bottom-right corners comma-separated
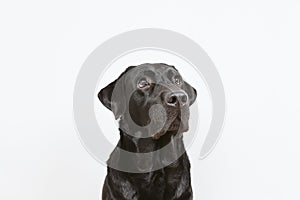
(165, 91, 188, 107)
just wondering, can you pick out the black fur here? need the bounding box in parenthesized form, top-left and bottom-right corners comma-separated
(98, 63, 197, 200)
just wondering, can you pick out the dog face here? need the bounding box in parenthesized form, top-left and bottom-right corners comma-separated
(98, 63, 197, 139)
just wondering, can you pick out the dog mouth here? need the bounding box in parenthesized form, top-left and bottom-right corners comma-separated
(167, 115, 189, 131)
(167, 117, 181, 131)
(152, 114, 189, 139)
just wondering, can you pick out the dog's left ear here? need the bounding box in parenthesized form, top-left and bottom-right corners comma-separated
(183, 81, 197, 106)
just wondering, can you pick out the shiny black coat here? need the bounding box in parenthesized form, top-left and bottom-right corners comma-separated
(98, 64, 196, 200)
(102, 129, 193, 200)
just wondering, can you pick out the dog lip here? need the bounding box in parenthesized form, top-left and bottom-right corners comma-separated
(167, 117, 184, 131)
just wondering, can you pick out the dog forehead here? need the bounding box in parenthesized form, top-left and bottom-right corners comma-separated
(125, 63, 177, 79)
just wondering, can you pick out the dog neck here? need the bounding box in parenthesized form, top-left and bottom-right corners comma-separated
(106, 128, 186, 173)
(118, 128, 184, 153)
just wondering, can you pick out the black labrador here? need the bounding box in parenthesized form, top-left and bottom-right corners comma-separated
(98, 63, 197, 200)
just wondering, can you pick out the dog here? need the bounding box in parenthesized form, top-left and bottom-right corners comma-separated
(98, 63, 197, 200)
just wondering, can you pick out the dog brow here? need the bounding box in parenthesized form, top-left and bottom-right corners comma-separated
(141, 70, 156, 77)
(165, 68, 180, 78)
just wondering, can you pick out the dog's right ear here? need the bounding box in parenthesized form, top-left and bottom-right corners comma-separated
(98, 80, 116, 111)
(98, 66, 136, 119)
(98, 77, 126, 120)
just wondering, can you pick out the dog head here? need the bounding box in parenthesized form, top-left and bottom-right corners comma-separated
(98, 63, 197, 139)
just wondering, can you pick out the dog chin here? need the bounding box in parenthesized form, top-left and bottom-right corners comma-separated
(151, 122, 189, 139)
(168, 116, 189, 131)
(169, 123, 189, 134)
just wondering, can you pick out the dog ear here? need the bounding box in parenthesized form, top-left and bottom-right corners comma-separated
(183, 81, 197, 106)
(98, 80, 115, 111)
(98, 77, 126, 119)
(98, 66, 136, 119)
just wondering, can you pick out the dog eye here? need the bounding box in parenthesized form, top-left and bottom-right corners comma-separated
(174, 76, 182, 85)
(138, 79, 150, 89)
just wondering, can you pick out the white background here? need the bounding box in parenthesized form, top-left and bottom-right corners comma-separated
(1, 0, 300, 200)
